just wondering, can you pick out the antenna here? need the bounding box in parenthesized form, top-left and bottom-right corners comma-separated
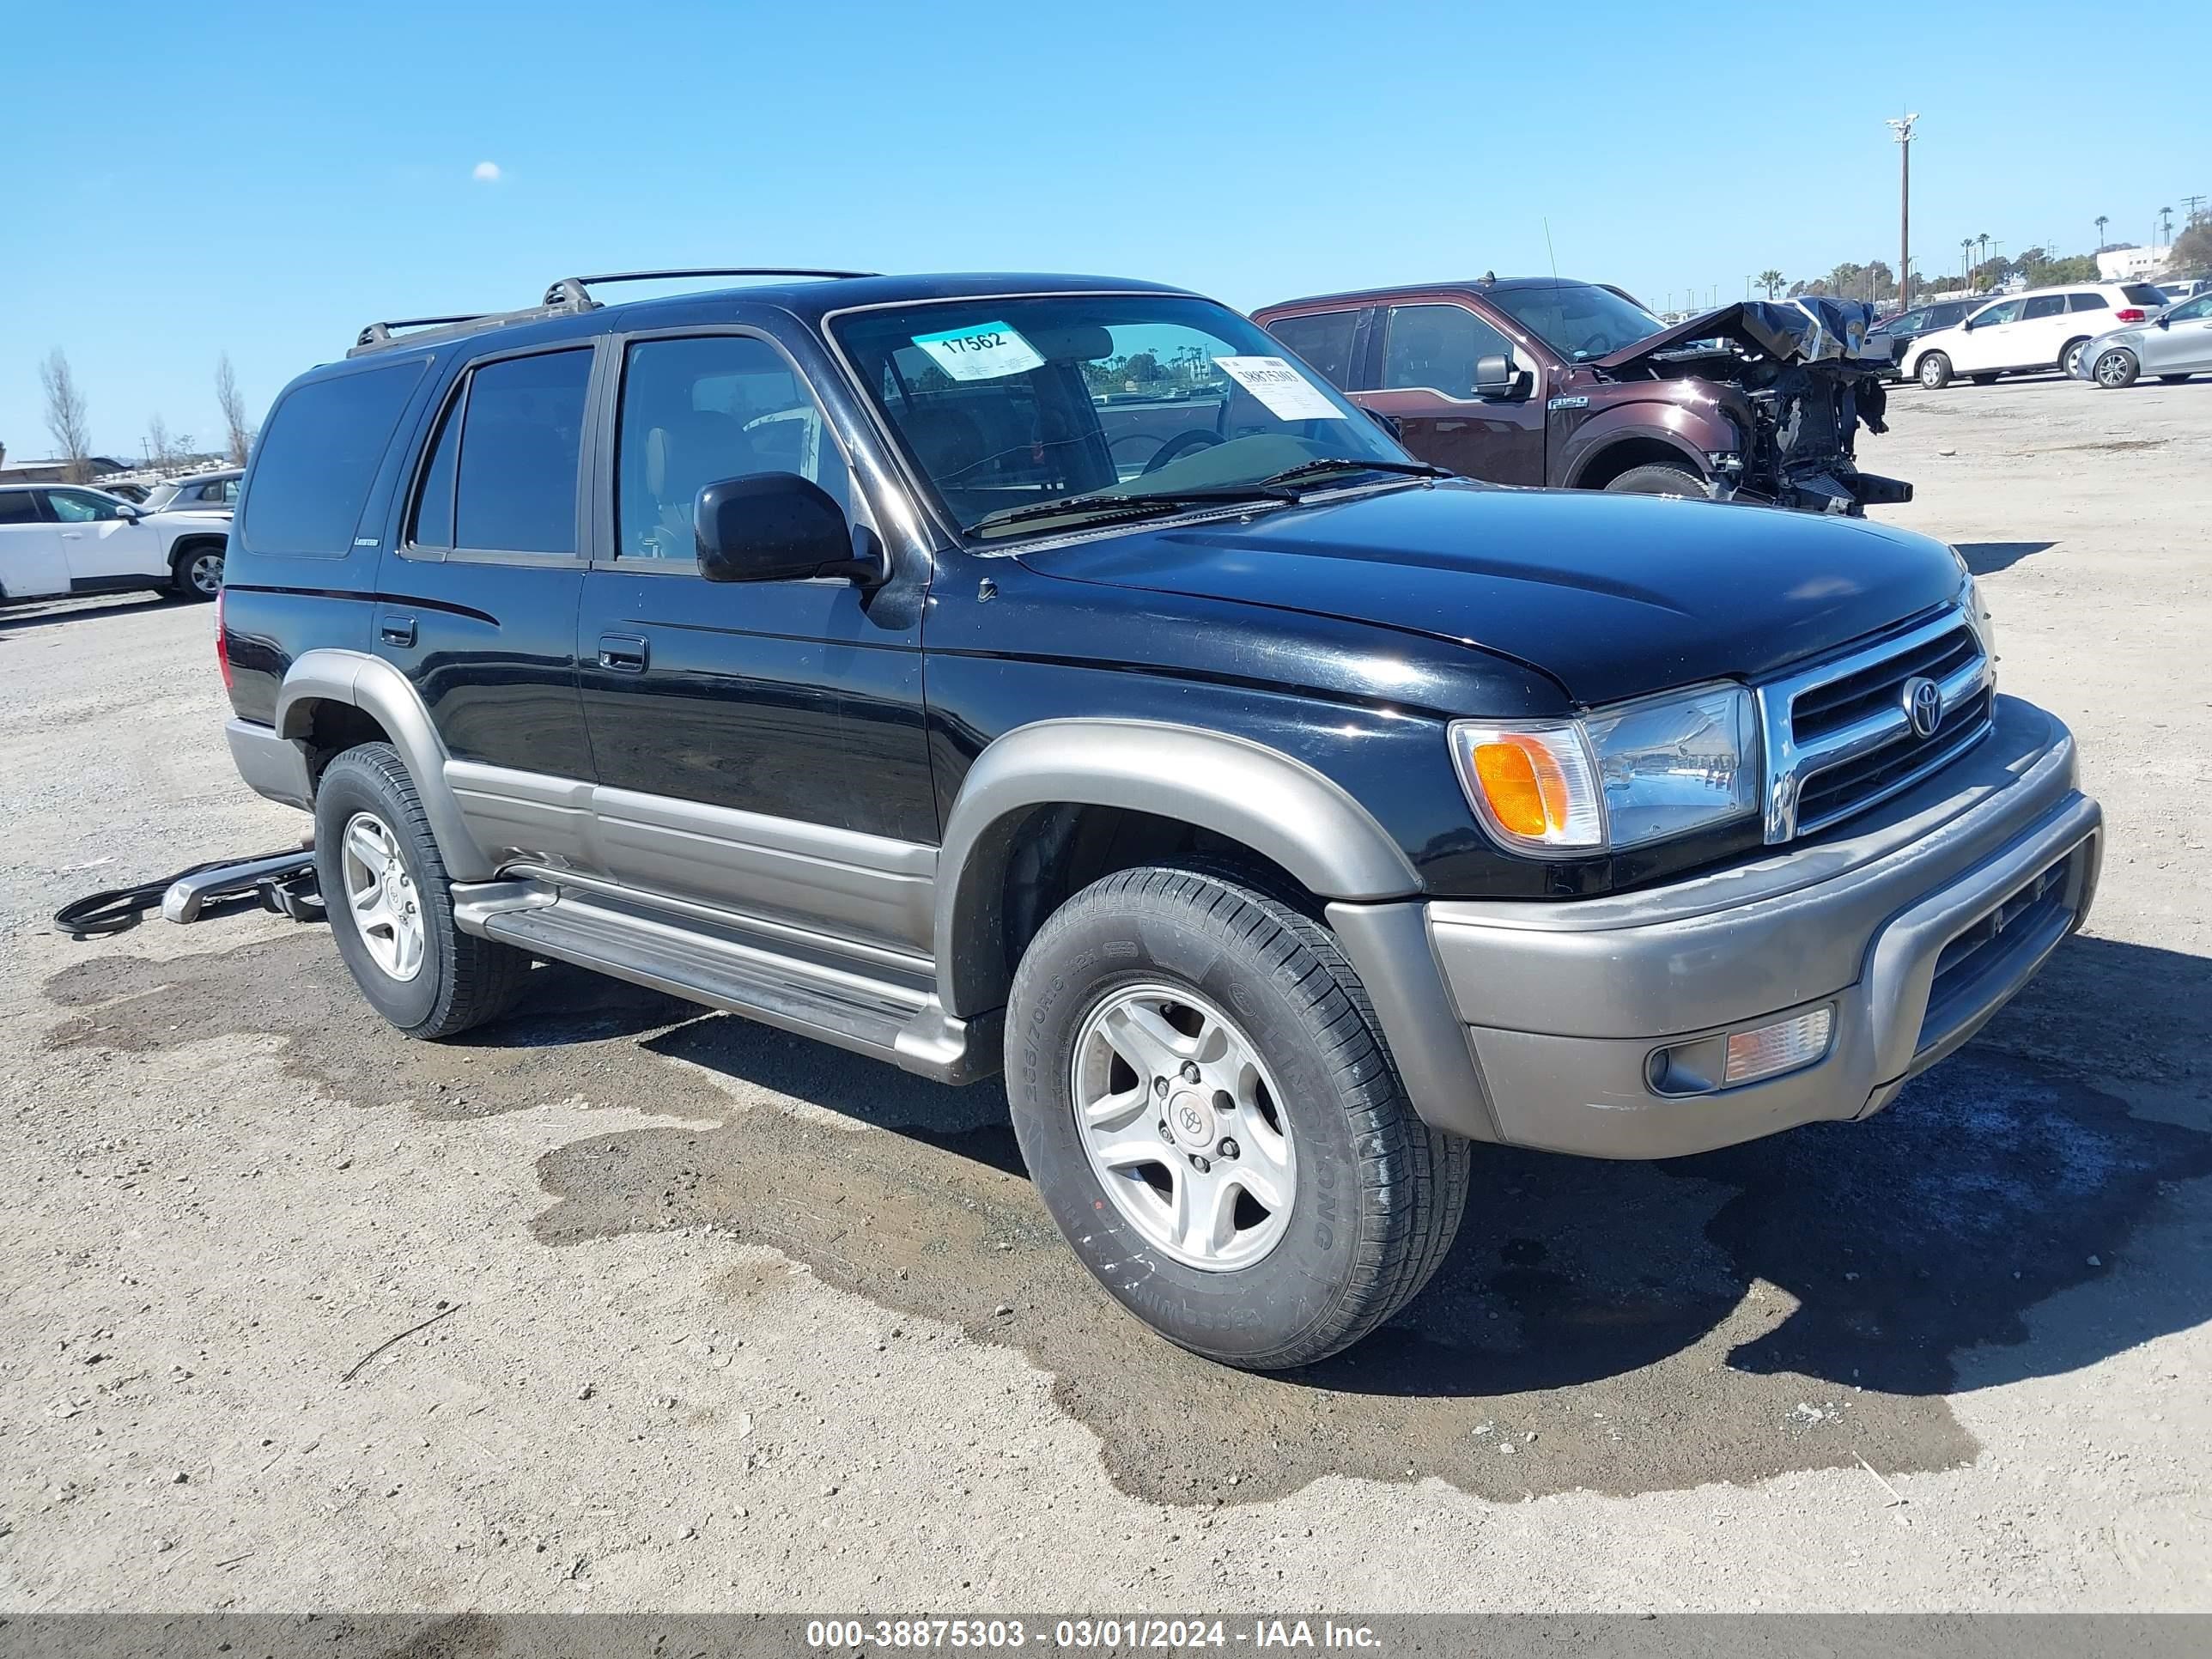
(1542, 218, 1559, 283)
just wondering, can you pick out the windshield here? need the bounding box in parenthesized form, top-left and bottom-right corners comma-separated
(1485, 283, 1664, 362)
(830, 294, 1416, 539)
(140, 482, 180, 511)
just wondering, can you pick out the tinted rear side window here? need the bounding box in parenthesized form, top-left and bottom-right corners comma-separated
(0, 491, 40, 525)
(241, 362, 424, 556)
(453, 349, 592, 554)
(2069, 292, 2109, 313)
(1266, 310, 1361, 389)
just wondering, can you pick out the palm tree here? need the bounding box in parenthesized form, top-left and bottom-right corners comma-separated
(1757, 268, 1784, 300)
(2160, 206, 2175, 246)
(2095, 214, 2110, 250)
(1961, 236, 1976, 283)
(1977, 233, 1990, 270)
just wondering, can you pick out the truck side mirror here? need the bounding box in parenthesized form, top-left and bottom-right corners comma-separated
(1364, 405, 1403, 441)
(1474, 353, 1519, 397)
(695, 472, 883, 586)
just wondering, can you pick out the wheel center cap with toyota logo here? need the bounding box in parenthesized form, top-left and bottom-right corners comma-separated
(1167, 1090, 1218, 1152)
(1902, 675, 1944, 740)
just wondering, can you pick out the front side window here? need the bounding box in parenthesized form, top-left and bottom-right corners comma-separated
(46, 489, 126, 522)
(1382, 304, 1516, 398)
(2167, 295, 2212, 323)
(1484, 283, 1663, 362)
(1264, 310, 1360, 390)
(1972, 300, 2025, 328)
(831, 293, 1413, 541)
(423, 348, 592, 555)
(616, 335, 853, 561)
(2069, 292, 2110, 313)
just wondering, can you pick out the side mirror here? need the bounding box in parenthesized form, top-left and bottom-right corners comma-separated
(1364, 405, 1403, 441)
(695, 472, 881, 586)
(1474, 353, 1517, 396)
(116, 503, 143, 521)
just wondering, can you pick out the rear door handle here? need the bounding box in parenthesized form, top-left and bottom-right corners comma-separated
(598, 634, 649, 672)
(378, 612, 416, 647)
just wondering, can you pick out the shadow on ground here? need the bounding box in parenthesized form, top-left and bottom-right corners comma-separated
(1958, 541, 2057, 575)
(41, 928, 2212, 1506)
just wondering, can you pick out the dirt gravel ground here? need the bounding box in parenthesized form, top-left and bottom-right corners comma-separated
(3, 373, 2209, 1613)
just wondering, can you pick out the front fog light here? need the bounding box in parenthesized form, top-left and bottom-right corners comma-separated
(1723, 1006, 1834, 1085)
(1649, 1004, 1835, 1096)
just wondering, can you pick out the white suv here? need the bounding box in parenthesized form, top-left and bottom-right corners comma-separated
(0, 483, 229, 605)
(1905, 283, 2172, 386)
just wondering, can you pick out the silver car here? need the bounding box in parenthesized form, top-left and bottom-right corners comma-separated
(2075, 292, 2212, 386)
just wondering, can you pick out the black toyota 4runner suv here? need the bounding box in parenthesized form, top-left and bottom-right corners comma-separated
(219, 268, 2102, 1370)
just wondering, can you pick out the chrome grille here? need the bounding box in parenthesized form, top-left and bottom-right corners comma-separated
(1754, 607, 1993, 842)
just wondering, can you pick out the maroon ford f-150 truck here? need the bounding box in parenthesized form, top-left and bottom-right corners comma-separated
(1255, 277, 1911, 516)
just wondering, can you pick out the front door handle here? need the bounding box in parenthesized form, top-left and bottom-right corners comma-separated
(378, 613, 416, 647)
(598, 634, 649, 672)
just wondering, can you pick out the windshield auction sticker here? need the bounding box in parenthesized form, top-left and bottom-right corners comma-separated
(1212, 356, 1346, 420)
(911, 321, 1047, 382)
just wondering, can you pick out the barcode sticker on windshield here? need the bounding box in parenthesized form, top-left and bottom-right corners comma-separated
(1212, 356, 1345, 421)
(912, 321, 1046, 382)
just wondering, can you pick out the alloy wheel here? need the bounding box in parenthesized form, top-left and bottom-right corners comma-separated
(339, 811, 426, 981)
(1071, 981, 1297, 1272)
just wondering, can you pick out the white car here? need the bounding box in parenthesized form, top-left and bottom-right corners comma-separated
(1904, 283, 2173, 387)
(140, 467, 242, 515)
(0, 483, 229, 605)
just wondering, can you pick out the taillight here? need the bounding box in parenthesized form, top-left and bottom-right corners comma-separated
(214, 589, 234, 690)
(2114, 308, 2147, 323)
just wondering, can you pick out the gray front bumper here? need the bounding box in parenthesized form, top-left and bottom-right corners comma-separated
(1333, 696, 2100, 1159)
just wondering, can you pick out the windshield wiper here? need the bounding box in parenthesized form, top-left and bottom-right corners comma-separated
(968, 484, 1294, 536)
(1255, 457, 1454, 490)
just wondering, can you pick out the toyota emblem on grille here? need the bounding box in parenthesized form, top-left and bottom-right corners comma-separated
(1903, 676, 1943, 739)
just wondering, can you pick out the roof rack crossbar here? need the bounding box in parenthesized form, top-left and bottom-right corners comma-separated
(543, 267, 878, 307)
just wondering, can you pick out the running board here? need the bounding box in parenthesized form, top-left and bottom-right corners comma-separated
(451, 880, 999, 1085)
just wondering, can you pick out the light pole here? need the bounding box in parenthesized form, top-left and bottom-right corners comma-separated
(1887, 113, 1918, 309)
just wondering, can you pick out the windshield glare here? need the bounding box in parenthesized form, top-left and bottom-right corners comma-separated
(1486, 283, 1664, 362)
(831, 295, 1413, 538)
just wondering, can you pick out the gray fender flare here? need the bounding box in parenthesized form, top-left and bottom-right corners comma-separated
(933, 718, 1421, 1018)
(275, 648, 494, 880)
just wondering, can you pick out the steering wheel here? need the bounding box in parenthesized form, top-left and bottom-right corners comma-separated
(1139, 429, 1224, 475)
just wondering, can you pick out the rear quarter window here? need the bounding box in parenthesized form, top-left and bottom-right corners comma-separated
(2122, 284, 2170, 307)
(240, 361, 425, 557)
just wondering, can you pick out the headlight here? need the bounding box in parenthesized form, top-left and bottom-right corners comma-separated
(1449, 683, 1759, 855)
(1957, 563, 1996, 665)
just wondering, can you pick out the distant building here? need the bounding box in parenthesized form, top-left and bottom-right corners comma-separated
(0, 455, 134, 484)
(2097, 245, 2170, 281)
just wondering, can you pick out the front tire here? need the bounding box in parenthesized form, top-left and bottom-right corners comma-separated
(1917, 351, 1953, 389)
(2094, 349, 2140, 389)
(169, 542, 224, 601)
(1601, 462, 1708, 501)
(1005, 866, 1470, 1370)
(314, 744, 530, 1038)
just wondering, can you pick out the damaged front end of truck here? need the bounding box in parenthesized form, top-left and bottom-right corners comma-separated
(1595, 298, 1913, 515)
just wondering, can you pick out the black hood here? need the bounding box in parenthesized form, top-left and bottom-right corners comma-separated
(1596, 297, 1889, 374)
(1018, 483, 1962, 708)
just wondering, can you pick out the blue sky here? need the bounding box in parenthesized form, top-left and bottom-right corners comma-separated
(4, 0, 2207, 460)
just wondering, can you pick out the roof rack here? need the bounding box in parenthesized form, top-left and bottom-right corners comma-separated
(541, 267, 878, 308)
(349, 267, 878, 358)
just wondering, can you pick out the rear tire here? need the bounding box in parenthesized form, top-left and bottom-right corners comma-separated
(314, 744, 531, 1039)
(1005, 866, 1471, 1370)
(169, 542, 224, 601)
(1601, 462, 1708, 501)
(1917, 351, 1953, 389)
(2094, 349, 2140, 389)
